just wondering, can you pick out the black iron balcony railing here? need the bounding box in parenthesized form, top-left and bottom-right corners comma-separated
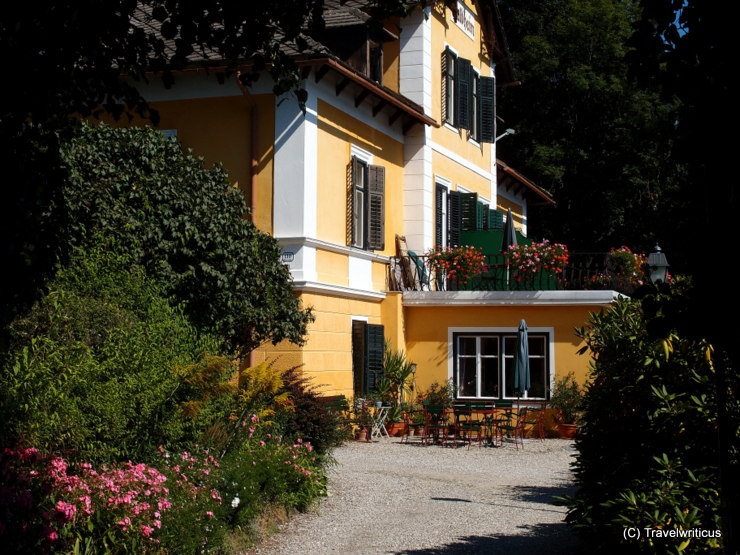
(388, 253, 612, 292)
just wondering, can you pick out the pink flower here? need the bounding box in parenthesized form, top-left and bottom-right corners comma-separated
(206, 511, 215, 518)
(55, 500, 77, 522)
(141, 525, 154, 537)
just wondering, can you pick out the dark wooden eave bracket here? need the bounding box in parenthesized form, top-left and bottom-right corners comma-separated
(298, 57, 439, 131)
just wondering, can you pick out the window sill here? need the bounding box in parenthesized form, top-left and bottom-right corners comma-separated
(444, 122, 461, 134)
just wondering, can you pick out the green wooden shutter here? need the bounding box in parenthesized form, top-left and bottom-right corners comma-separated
(441, 49, 450, 124)
(488, 208, 504, 230)
(448, 190, 461, 247)
(476, 201, 488, 231)
(367, 165, 385, 250)
(461, 192, 478, 231)
(456, 57, 473, 130)
(352, 320, 366, 395)
(435, 185, 444, 246)
(479, 76, 495, 143)
(365, 324, 385, 393)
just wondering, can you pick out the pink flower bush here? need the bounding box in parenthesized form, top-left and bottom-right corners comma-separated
(507, 240, 569, 281)
(587, 246, 648, 294)
(0, 446, 225, 551)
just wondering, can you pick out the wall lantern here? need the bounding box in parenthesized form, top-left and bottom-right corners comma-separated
(647, 244, 669, 283)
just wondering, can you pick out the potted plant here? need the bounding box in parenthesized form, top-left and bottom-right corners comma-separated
(421, 379, 456, 409)
(409, 409, 425, 436)
(385, 403, 406, 437)
(351, 398, 372, 441)
(383, 343, 416, 405)
(586, 246, 648, 295)
(549, 372, 583, 438)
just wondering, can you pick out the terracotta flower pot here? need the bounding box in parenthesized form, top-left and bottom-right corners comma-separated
(557, 423, 577, 439)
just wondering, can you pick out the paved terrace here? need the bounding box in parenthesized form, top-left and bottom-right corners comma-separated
(251, 438, 582, 554)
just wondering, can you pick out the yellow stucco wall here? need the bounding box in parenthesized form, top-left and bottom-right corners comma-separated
(403, 303, 609, 394)
(497, 196, 525, 232)
(433, 150, 491, 200)
(316, 99, 404, 255)
(256, 292, 389, 397)
(316, 250, 349, 287)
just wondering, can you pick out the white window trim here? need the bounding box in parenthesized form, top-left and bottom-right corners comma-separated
(351, 144, 374, 165)
(447, 326, 555, 400)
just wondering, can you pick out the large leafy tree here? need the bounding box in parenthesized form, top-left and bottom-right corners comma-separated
(496, 0, 680, 254)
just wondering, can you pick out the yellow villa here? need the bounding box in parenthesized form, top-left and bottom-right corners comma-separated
(129, 0, 619, 403)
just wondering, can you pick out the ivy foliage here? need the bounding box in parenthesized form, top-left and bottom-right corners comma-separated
(0, 246, 233, 463)
(57, 122, 312, 354)
(567, 280, 739, 552)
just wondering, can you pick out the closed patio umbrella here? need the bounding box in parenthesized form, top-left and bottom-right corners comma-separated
(501, 208, 518, 253)
(501, 208, 518, 289)
(513, 319, 530, 406)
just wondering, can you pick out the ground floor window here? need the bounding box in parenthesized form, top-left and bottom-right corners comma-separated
(352, 320, 384, 396)
(452, 332, 549, 400)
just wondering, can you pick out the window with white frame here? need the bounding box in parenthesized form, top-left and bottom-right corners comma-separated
(441, 47, 496, 142)
(453, 331, 550, 400)
(349, 151, 385, 251)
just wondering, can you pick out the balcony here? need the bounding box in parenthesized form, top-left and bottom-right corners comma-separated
(388, 252, 623, 293)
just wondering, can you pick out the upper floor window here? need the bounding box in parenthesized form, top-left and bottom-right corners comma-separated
(441, 47, 496, 143)
(350, 156, 385, 250)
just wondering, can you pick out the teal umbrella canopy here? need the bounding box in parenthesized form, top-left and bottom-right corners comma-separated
(514, 319, 530, 395)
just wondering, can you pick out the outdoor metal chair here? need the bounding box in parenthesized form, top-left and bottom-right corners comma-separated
(453, 402, 492, 449)
(421, 404, 450, 445)
(522, 405, 546, 441)
(497, 407, 529, 449)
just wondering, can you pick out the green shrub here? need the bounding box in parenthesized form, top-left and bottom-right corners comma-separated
(57, 122, 312, 354)
(274, 366, 352, 455)
(567, 285, 737, 553)
(0, 246, 230, 463)
(549, 372, 582, 424)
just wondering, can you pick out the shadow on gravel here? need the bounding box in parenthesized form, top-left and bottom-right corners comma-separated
(395, 522, 585, 555)
(509, 483, 576, 505)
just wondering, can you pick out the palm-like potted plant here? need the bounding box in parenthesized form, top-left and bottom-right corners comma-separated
(383, 343, 416, 436)
(549, 372, 583, 438)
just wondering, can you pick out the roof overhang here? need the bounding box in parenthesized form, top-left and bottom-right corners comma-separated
(297, 56, 439, 133)
(497, 159, 555, 206)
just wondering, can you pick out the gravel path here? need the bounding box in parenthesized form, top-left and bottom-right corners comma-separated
(250, 438, 581, 554)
